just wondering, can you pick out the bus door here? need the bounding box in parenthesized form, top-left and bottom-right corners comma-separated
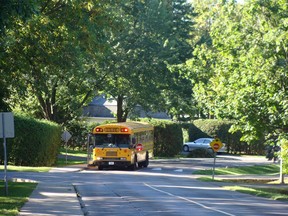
(87, 133, 95, 165)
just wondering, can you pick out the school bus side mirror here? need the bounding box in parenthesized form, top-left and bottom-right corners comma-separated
(132, 137, 136, 145)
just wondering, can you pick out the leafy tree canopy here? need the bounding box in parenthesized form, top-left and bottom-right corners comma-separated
(187, 0, 288, 145)
(1, 0, 121, 123)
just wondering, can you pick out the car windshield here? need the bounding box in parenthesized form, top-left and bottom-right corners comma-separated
(94, 134, 131, 148)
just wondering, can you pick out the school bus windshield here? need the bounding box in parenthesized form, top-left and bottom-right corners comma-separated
(94, 134, 131, 148)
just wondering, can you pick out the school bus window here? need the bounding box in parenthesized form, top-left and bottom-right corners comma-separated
(94, 134, 130, 148)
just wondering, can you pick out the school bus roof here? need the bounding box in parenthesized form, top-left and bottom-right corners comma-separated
(92, 121, 153, 134)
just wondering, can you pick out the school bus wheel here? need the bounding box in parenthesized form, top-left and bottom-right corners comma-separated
(130, 157, 138, 170)
(138, 152, 149, 168)
(143, 153, 149, 168)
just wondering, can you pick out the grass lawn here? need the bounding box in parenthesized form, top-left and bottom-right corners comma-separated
(56, 157, 86, 166)
(193, 164, 280, 175)
(0, 165, 51, 172)
(0, 181, 37, 216)
(0, 148, 87, 172)
(57, 147, 87, 166)
(195, 164, 288, 201)
(223, 185, 288, 201)
(59, 147, 87, 158)
(0, 148, 86, 215)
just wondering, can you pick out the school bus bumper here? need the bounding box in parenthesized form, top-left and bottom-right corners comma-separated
(92, 159, 132, 167)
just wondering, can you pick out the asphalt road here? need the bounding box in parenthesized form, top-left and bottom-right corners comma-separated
(75, 157, 286, 216)
(3, 156, 288, 216)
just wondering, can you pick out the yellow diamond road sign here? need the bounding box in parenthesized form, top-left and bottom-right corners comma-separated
(210, 138, 223, 152)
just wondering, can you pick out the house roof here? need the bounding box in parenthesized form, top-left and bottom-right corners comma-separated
(90, 95, 117, 106)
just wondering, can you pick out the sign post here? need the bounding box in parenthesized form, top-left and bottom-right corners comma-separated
(61, 131, 72, 164)
(0, 112, 15, 196)
(210, 137, 223, 180)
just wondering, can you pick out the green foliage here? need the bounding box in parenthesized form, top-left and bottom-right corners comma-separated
(1, 0, 196, 124)
(1, 1, 120, 124)
(191, 119, 249, 153)
(186, 0, 288, 148)
(146, 119, 183, 157)
(99, 0, 195, 122)
(0, 114, 61, 166)
(178, 0, 288, 154)
(280, 138, 288, 174)
(64, 119, 100, 150)
(183, 119, 264, 154)
(224, 185, 288, 201)
(0, 166, 50, 172)
(186, 148, 214, 158)
(194, 164, 279, 175)
(187, 122, 209, 141)
(0, 81, 10, 112)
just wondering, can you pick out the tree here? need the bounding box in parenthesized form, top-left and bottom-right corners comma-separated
(0, 0, 37, 112)
(100, 0, 195, 122)
(187, 0, 288, 148)
(2, 1, 120, 123)
(171, 0, 220, 119)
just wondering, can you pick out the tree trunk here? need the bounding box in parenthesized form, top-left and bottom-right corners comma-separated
(117, 95, 128, 122)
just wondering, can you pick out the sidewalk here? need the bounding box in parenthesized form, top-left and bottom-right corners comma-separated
(18, 166, 85, 216)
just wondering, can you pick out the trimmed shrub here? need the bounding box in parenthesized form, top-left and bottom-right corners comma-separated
(186, 148, 214, 158)
(64, 119, 99, 150)
(0, 114, 61, 166)
(191, 119, 250, 154)
(147, 119, 183, 157)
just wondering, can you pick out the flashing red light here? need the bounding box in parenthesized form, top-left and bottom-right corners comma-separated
(136, 144, 143, 151)
(96, 128, 103, 132)
(121, 128, 129, 132)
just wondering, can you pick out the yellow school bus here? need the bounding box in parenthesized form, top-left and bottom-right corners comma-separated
(87, 122, 154, 170)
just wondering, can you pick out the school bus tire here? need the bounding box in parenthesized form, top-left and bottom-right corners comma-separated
(98, 165, 103, 170)
(143, 153, 149, 168)
(138, 152, 149, 168)
(130, 157, 138, 170)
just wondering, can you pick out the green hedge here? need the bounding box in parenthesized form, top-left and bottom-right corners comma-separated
(64, 119, 99, 150)
(0, 114, 61, 166)
(148, 120, 183, 157)
(190, 119, 248, 154)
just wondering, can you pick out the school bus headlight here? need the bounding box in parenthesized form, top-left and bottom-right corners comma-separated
(120, 157, 127, 161)
(96, 157, 103, 160)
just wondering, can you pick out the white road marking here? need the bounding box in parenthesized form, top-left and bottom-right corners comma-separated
(144, 183, 235, 216)
(152, 168, 162, 171)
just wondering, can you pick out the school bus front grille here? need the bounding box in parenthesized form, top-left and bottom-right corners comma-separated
(102, 157, 122, 161)
(106, 151, 117, 156)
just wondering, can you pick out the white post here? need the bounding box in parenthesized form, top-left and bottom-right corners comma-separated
(2, 113, 8, 195)
(212, 152, 216, 180)
(280, 155, 284, 184)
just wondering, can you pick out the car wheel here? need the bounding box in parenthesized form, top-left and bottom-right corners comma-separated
(183, 145, 189, 152)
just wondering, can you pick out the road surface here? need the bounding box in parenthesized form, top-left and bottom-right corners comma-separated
(3, 156, 288, 215)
